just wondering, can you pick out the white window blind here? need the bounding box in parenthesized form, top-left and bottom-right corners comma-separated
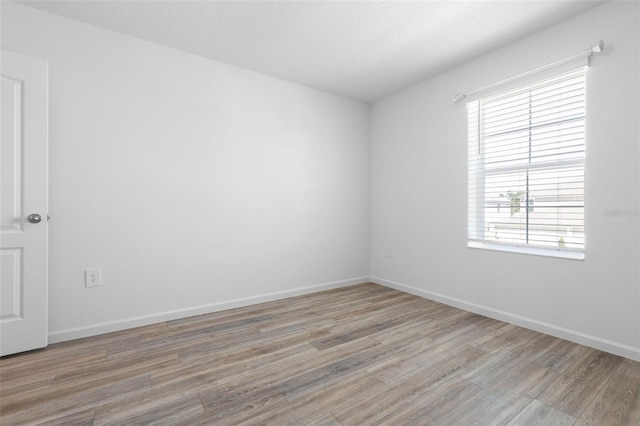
(468, 68, 586, 258)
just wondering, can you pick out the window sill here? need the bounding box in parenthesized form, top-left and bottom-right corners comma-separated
(467, 241, 584, 260)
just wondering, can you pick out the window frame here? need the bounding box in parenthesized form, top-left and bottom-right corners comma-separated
(467, 68, 587, 260)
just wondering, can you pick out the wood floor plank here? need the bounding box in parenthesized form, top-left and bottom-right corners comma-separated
(491, 323, 541, 340)
(428, 322, 492, 350)
(37, 407, 96, 426)
(1, 375, 151, 425)
(196, 383, 285, 423)
(575, 372, 640, 425)
(0, 370, 56, 396)
(275, 339, 399, 401)
(310, 311, 424, 351)
(0, 351, 107, 382)
(2, 282, 639, 425)
(367, 337, 486, 385)
(531, 337, 590, 374)
(151, 342, 319, 392)
(1, 361, 147, 415)
(303, 413, 342, 426)
(94, 393, 203, 426)
(617, 358, 640, 379)
(367, 376, 486, 425)
(143, 314, 275, 346)
(231, 372, 383, 426)
(471, 332, 516, 354)
(460, 342, 531, 389)
(167, 327, 266, 365)
(177, 325, 331, 366)
(157, 335, 379, 395)
(506, 400, 576, 425)
(333, 346, 485, 425)
(324, 299, 429, 335)
(537, 348, 624, 417)
(423, 311, 487, 341)
(490, 359, 561, 399)
(441, 387, 532, 426)
(331, 379, 424, 424)
(327, 290, 423, 317)
(53, 354, 180, 386)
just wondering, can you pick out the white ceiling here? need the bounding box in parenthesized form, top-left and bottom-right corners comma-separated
(16, 0, 605, 103)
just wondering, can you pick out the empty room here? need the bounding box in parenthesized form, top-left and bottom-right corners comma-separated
(1, 0, 639, 424)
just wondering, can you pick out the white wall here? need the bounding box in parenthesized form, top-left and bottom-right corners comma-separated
(1, 3, 370, 341)
(370, 1, 640, 360)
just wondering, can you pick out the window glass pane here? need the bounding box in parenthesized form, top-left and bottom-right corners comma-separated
(483, 171, 527, 244)
(527, 166, 584, 249)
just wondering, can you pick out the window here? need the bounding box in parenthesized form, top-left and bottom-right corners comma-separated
(467, 68, 586, 259)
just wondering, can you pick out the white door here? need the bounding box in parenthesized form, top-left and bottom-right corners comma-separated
(0, 50, 48, 356)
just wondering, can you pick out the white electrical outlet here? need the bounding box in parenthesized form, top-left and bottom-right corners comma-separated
(385, 246, 393, 258)
(85, 268, 102, 288)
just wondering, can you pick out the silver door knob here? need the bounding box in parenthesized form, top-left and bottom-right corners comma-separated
(27, 214, 42, 224)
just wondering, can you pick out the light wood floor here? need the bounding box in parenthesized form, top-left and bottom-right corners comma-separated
(1, 283, 639, 425)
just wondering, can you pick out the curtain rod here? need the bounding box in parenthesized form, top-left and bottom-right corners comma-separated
(453, 40, 604, 104)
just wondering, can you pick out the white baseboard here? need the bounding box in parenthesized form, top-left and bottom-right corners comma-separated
(371, 276, 640, 362)
(49, 274, 640, 362)
(48, 276, 368, 344)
